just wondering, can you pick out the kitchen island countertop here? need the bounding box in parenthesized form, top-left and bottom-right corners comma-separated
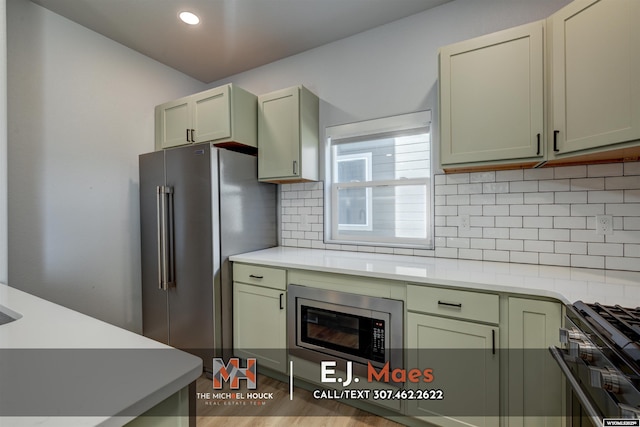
(230, 247, 640, 307)
(0, 283, 202, 426)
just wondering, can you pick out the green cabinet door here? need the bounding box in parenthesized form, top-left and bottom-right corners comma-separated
(407, 312, 499, 427)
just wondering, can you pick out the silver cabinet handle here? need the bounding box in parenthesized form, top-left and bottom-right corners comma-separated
(293, 160, 298, 175)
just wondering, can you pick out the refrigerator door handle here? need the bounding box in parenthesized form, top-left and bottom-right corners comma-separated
(166, 186, 176, 289)
(158, 186, 175, 291)
(156, 186, 163, 290)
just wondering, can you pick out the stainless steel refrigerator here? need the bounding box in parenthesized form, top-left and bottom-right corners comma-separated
(139, 143, 277, 373)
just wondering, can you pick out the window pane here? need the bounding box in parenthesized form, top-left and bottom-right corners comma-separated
(337, 158, 367, 183)
(334, 133, 430, 182)
(338, 187, 369, 227)
(335, 184, 428, 241)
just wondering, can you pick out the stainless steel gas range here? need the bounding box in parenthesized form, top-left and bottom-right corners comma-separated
(550, 301, 640, 426)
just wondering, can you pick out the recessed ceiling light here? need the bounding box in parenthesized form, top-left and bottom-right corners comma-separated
(179, 11, 200, 25)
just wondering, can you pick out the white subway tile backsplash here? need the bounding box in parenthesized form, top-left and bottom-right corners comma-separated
(624, 217, 640, 230)
(446, 173, 470, 184)
(606, 176, 640, 190)
(483, 182, 509, 194)
(510, 228, 538, 240)
(554, 165, 587, 179)
(606, 203, 640, 216)
(279, 162, 640, 272)
(571, 177, 605, 191)
(588, 163, 624, 177)
(625, 190, 640, 202)
(539, 179, 571, 192)
(571, 229, 605, 243)
(554, 216, 586, 229)
(524, 168, 554, 181)
(496, 193, 524, 205)
(624, 162, 640, 176)
(540, 252, 571, 266)
(524, 240, 554, 253)
(496, 239, 523, 251)
(523, 216, 553, 229)
(469, 171, 495, 183)
(510, 204, 538, 216)
(510, 181, 539, 193)
(555, 241, 587, 254)
(626, 244, 640, 257)
(471, 238, 496, 250)
(571, 203, 605, 216)
(483, 205, 509, 216)
(571, 255, 605, 269)
(555, 191, 588, 204)
(471, 194, 496, 205)
(511, 251, 539, 264)
(588, 243, 623, 257)
(496, 169, 523, 182)
(483, 250, 509, 262)
(496, 216, 523, 228)
(524, 192, 554, 204)
(588, 191, 624, 203)
(458, 183, 483, 194)
(539, 204, 571, 216)
(539, 228, 570, 241)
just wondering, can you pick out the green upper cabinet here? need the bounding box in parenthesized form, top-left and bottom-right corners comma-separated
(155, 83, 257, 151)
(258, 85, 319, 183)
(547, 0, 640, 159)
(439, 0, 640, 171)
(439, 21, 544, 170)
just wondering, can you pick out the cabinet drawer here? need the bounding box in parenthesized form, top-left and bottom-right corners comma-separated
(407, 285, 499, 324)
(233, 263, 286, 290)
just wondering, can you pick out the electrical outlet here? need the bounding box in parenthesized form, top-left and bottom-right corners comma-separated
(458, 215, 470, 231)
(595, 215, 613, 235)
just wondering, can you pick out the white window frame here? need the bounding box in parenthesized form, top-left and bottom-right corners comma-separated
(325, 111, 433, 249)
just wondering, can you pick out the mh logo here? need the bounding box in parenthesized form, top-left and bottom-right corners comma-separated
(212, 358, 257, 389)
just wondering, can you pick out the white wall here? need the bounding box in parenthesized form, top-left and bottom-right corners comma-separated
(7, 0, 207, 331)
(211, 0, 570, 138)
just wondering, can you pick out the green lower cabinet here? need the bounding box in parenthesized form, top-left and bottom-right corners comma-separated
(233, 282, 287, 373)
(407, 312, 500, 427)
(507, 298, 564, 427)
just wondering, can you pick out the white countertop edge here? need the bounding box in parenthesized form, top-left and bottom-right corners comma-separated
(0, 283, 203, 425)
(230, 247, 640, 307)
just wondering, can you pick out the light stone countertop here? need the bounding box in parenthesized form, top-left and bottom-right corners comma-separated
(230, 247, 640, 307)
(0, 283, 202, 426)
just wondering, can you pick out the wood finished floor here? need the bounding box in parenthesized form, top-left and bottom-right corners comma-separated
(196, 374, 403, 427)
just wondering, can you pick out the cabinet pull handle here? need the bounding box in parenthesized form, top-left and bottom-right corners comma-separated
(492, 329, 496, 355)
(186, 129, 190, 142)
(279, 293, 284, 310)
(553, 130, 560, 152)
(293, 160, 298, 175)
(249, 274, 264, 279)
(437, 300, 462, 308)
(536, 133, 541, 155)
(190, 129, 195, 142)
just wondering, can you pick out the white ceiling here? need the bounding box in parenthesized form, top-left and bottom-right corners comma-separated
(30, 0, 451, 83)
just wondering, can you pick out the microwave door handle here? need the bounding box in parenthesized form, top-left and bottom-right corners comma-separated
(548, 346, 602, 426)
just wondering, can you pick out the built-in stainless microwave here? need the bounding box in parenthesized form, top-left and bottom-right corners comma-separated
(288, 284, 403, 377)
